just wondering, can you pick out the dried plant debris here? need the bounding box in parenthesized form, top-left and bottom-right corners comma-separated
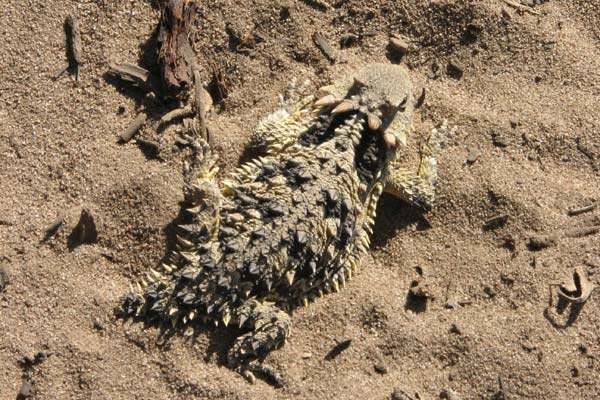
(16, 380, 35, 400)
(556, 266, 596, 305)
(502, 0, 540, 15)
(483, 214, 509, 231)
(55, 14, 83, 81)
(42, 213, 66, 242)
(324, 339, 352, 361)
(313, 32, 337, 62)
(119, 113, 148, 143)
(107, 64, 153, 93)
(68, 208, 98, 248)
(391, 388, 417, 400)
(567, 202, 597, 216)
(389, 33, 409, 56)
(0, 260, 8, 293)
(528, 225, 600, 250)
(157, 0, 200, 96)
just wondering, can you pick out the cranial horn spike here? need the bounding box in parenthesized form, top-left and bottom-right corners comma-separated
(368, 113, 382, 130)
(314, 94, 338, 107)
(239, 314, 248, 328)
(317, 84, 336, 96)
(331, 100, 356, 115)
(383, 132, 397, 149)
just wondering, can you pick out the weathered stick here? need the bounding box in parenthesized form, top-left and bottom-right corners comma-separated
(119, 113, 148, 142)
(65, 14, 83, 81)
(567, 202, 597, 216)
(502, 0, 540, 15)
(158, 0, 199, 96)
(313, 32, 337, 62)
(564, 225, 600, 238)
(193, 70, 208, 140)
(42, 213, 66, 242)
(108, 63, 153, 93)
(54, 14, 83, 81)
(157, 106, 194, 130)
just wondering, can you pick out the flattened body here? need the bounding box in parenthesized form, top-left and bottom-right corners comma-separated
(120, 64, 425, 377)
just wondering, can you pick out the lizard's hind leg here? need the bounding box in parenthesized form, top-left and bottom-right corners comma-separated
(228, 300, 292, 386)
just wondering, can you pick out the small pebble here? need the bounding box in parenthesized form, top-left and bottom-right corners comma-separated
(447, 60, 464, 79)
(93, 318, 106, 331)
(492, 133, 509, 148)
(466, 149, 480, 165)
(527, 235, 556, 250)
(17, 380, 35, 399)
(391, 388, 415, 400)
(449, 323, 462, 335)
(389, 35, 409, 55)
(0, 262, 8, 293)
(440, 388, 462, 400)
(339, 33, 358, 48)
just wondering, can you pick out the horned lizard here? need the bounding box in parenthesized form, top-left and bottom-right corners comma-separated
(120, 63, 445, 385)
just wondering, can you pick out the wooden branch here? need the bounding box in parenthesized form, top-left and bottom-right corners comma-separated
(119, 113, 148, 142)
(65, 14, 83, 81)
(107, 63, 153, 93)
(158, 0, 199, 96)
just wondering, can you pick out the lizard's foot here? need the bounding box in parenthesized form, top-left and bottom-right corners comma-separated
(227, 300, 291, 387)
(238, 360, 286, 388)
(384, 120, 451, 210)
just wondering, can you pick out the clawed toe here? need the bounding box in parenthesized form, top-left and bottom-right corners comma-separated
(237, 360, 286, 388)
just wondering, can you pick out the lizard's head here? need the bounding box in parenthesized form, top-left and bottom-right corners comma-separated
(316, 63, 414, 157)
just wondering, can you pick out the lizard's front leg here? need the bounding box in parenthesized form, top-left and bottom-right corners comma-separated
(384, 120, 448, 210)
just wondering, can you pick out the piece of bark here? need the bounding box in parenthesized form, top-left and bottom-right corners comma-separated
(65, 14, 83, 81)
(68, 208, 98, 248)
(502, 0, 540, 15)
(313, 32, 337, 62)
(157, 106, 194, 131)
(158, 0, 199, 96)
(119, 113, 148, 142)
(564, 225, 600, 238)
(557, 266, 596, 304)
(567, 202, 597, 216)
(0, 260, 8, 293)
(42, 213, 66, 242)
(193, 70, 209, 141)
(324, 338, 352, 360)
(107, 64, 153, 93)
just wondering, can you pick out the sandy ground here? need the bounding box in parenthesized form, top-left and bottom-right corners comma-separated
(1, 0, 600, 399)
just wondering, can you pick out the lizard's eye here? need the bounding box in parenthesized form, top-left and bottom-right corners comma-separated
(397, 95, 408, 111)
